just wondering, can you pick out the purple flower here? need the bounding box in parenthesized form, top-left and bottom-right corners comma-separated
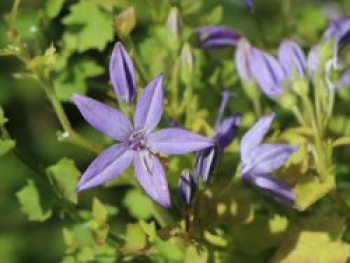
(179, 170, 197, 207)
(278, 40, 307, 79)
(240, 113, 298, 206)
(109, 42, 136, 104)
(250, 48, 286, 98)
(324, 17, 350, 67)
(196, 26, 241, 49)
(72, 74, 213, 208)
(196, 91, 241, 183)
(246, 0, 254, 9)
(235, 39, 255, 82)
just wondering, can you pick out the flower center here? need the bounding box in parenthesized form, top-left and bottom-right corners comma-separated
(128, 129, 147, 150)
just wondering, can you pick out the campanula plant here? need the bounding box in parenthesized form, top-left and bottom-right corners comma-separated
(3, 1, 350, 262)
(73, 42, 214, 207)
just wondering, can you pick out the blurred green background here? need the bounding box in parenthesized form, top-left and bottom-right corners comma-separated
(1, 0, 350, 262)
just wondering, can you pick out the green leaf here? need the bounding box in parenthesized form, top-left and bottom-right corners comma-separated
(45, 0, 65, 19)
(0, 139, 15, 157)
(92, 197, 108, 226)
(123, 189, 153, 220)
(0, 107, 7, 126)
(16, 180, 52, 221)
(139, 220, 157, 242)
(123, 223, 147, 252)
(54, 59, 104, 101)
(46, 158, 80, 203)
(154, 237, 184, 262)
(63, 1, 114, 52)
(294, 173, 335, 210)
(333, 137, 350, 147)
(272, 215, 350, 262)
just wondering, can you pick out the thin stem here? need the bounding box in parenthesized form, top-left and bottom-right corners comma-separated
(330, 190, 350, 219)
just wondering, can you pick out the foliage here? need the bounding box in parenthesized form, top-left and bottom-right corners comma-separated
(2, 0, 350, 262)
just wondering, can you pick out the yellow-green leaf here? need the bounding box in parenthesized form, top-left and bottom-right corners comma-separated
(16, 180, 52, 222)
(46, 158, 80, 204)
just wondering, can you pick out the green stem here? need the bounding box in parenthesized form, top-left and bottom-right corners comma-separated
(330, 190, 350, 219)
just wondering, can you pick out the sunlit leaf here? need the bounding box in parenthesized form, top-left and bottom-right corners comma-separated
(16, 180, 52, 222)
(63, 1, 114, 52)
(46, 158, 80, 203)
(0, 139, 15, 157)
(123, 189, 153, 220)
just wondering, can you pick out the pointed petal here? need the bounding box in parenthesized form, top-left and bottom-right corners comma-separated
(179, 170, 197, 207)
(109, 42, 136, 104)
(235, 39, 254, 82)
(243, 143, 298, 174)
(72, 94, 132, 141)
(195, 146, 218, 183)
(215, 113, 241, 150)
(214, 90, 232, 129)
(278, 40, 306, 78)
(134, 74, 164, 133)
(250, 48, 285, 98)
(134, 152, 171, 208)
(148, 128, 214, 155)
(242, 173, 295, 206)
(241, 113, 275, 163)
(77, 143, 133, 191)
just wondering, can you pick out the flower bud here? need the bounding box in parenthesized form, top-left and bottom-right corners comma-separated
(196, 26, 241, 49)
(195, 146, 219, 184)
(180, 43, 194, 83)
(179, 170, 197, 207)
(278, 40, 306, 79)
(109, 42, 136, 104)
(167, 7, 182, 40)
(250, 48, 285, 99)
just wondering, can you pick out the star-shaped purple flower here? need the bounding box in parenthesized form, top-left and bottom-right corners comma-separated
(72, 48, 213, 208)
(240, 113, 298, 206)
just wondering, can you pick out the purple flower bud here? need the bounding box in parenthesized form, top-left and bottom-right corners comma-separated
(195, 145, 219, 184)
(109, 42, 136, 104)
(235, 39, 255, 82)
(278, 40, 306, 79)
(196, 26, 241, 49)
(179, 170, 197, 207)
(324, 17, 350, 42)
(246, 0, 254, 9)
(250, 49, 286, 98)
(215, 113, 241, 150)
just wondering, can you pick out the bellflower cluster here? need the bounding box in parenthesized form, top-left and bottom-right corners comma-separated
(195, 26, 241, 49)
(195, 91, 241, 183)
(73, 42, 214, 208)
(240, 113, 298, 206)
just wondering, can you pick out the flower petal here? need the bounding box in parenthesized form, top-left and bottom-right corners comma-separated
(235, 39, 254, 82)
(214, 90, 232, 130)
(179, 170, 197, 207)
(72, 94, 132, 141)
(242, 173, 295, 206)
(241, 113, 275, 163)
(134, 74, 164, 133)
(250, 48, 285, 98)
(77, 143, 133, 191)
(278, 40, 306, 79)
(195, 146, 218, 183)
(109, 42, 136, 104)
(148, 128, 214, 155)
(215, 113, 241, 150)
(134, 151, 171, 208)
(243, 143, 298, 174)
